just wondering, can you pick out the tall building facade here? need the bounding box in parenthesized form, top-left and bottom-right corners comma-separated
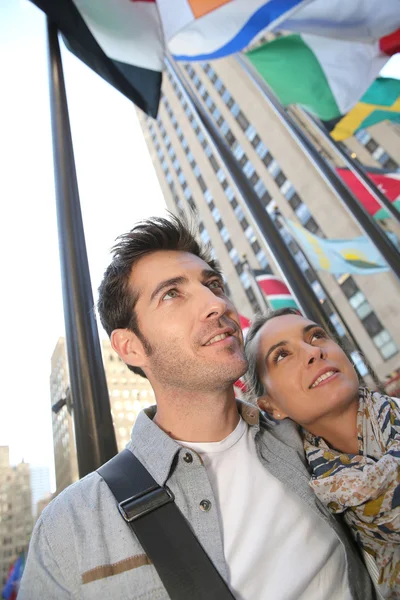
(0, 447, 33, 587)
(29, 466, 51, 519)
(50, 338, 155, 494)
(137, 55, 400, 386)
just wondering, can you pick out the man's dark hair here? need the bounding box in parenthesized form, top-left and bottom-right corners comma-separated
(97, 214, 220, 378)
(244, 307, 301, 400)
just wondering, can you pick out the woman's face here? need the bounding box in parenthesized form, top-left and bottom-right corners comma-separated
(255, 314, 359, 427)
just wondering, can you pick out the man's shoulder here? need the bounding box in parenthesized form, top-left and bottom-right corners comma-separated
(41, 469, 115, 529)
(258, 412, 306, 459)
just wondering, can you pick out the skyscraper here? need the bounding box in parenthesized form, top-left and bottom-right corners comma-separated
(137, 55, 400, 386)
(0, 447, 33, 587)
(50, 338, 155, 494)
(29, 466, 51, 519)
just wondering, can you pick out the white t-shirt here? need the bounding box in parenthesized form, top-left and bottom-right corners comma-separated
(179, 417, 352, 600)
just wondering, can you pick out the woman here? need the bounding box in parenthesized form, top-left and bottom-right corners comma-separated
(245, 308, 400, 600)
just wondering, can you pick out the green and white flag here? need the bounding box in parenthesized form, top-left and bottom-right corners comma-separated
(246, 33, 389, 120)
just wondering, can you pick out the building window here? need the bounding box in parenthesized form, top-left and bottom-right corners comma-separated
(263, 152, 273, 167)
(295, 203, 311, 224)
(249, 171, 260, 186)
(349, 291, 372, 320)
(365, 138, 379, 154)
(383, 157, 399, 170)
(251, 134, 261, 150)
(236, 110, 250, 131)
(197, 175, 207, 192)
(240, 217, 249, 231)
(226, 130, 236, 146)
(304, 216, 320, 234)
(373, 330, 398, 359)
(275, 171, 286, 187)
(209, 154, 219, 172)
(288, 192, 302, 211)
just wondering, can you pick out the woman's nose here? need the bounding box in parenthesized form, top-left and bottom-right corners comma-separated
(304, 343, 324, 365)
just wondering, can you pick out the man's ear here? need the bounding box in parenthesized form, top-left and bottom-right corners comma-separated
(111, 329, 147, 371)
(257, 395, 287, 421)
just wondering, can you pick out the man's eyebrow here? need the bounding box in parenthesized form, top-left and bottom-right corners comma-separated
(150, 276, 188, 302)
(264, 323, 320, 363)
(201, 268, 223, 282)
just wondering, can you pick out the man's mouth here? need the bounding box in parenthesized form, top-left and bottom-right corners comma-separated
(205, 332, 231, 346)
(310, 370, 338, 389)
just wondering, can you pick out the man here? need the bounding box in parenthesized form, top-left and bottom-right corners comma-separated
(19, 216, 374, 599)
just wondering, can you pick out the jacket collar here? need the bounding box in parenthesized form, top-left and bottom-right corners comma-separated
(127, 400, 260, 486)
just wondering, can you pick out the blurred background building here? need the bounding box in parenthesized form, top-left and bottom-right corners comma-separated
(29, 466, 51, 520)
(137, 55, 400, 390)
(0, 447, 33, 587)
(50, 338, 155, 495)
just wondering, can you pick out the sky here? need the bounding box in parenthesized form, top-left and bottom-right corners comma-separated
(1, 1, 400, 489)
(0, 0, 166, 487)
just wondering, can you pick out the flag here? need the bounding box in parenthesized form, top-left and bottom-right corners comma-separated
(163, 0, 309, 61)
(239, 314, 251, 338)
(279, 1, 400, 42)
(253, 271, 300, 310)
(287, 221, 392, 275)
(326, 77, 400, 140)
(337, 168, 400, 220)
(2, 555, 24, 600)
(30, 0, 164, 117)
(246, 33, 392, 121)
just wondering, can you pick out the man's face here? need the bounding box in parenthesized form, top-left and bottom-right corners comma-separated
(127, 250, 247, 392)
(256, 314, 359, 426)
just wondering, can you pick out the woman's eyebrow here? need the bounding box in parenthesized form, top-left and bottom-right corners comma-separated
(264, 323, 320, 362)
(265, 340, 288, 363)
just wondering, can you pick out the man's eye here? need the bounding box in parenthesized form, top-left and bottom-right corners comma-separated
(162, 289, 179, 300)
(209, 280, 224, 291)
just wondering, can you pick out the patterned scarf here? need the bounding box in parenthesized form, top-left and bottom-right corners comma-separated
(304, 388, 400, 599)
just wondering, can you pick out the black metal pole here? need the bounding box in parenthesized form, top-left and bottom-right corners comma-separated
(235, 55, 400, 281)
(241, 255, 271, 312)
(275, 212, 383, 392)
(166, 57, 337, 335)
(46, 20, 118, 477)
(297, 109, 400, 224)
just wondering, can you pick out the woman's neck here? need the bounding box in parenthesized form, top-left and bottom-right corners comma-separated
(305, 399, 360, 455)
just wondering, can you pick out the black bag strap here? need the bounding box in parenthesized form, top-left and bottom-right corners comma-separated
(98, 449, 235, 600)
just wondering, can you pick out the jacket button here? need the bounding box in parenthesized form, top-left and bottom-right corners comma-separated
(199, 499, 212, 512)
(183, 452, 193, 464)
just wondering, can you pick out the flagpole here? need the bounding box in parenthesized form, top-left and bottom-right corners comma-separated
(296, 109, 400, 224)
(46, 21, 118, 477)
(166, 56, 338, 336)
(241, 255, 271, 312)
(274, 211, 383, 392)
(235, 55, 400, 282)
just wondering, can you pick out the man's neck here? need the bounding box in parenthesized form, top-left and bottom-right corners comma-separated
(152, 386, 240, 443)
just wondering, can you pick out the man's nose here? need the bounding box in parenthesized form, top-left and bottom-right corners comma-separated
(199, 287, 229, 321)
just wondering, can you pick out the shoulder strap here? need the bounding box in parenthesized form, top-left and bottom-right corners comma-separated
(98, 449, 235, 600)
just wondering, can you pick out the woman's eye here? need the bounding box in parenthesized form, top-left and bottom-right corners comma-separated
(310, 329, 326, 342)
(162, 289, 179, 300)
(274, 350, 288, 364)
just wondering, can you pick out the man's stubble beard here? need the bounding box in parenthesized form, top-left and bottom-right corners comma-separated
(142, 333, 248, 393)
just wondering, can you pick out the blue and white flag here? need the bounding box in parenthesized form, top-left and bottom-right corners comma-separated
(287, 220, 395, 275)
(160, 0, 309, 61)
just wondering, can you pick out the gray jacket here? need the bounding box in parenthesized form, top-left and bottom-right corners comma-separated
(19, 402, 375, 599)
